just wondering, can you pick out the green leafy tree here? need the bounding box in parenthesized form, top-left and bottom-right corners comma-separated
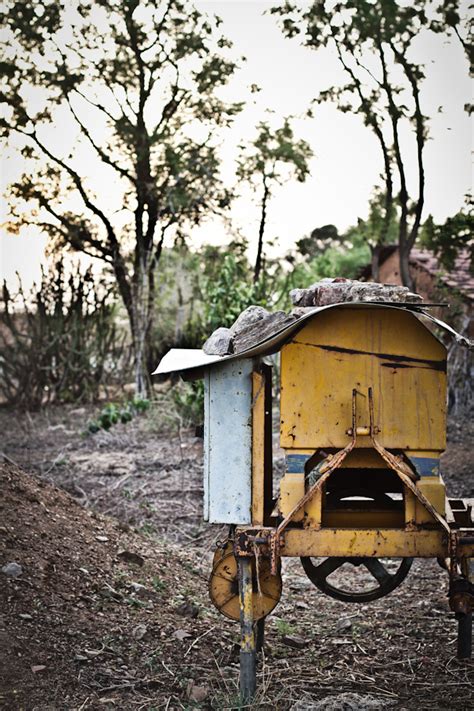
(432, 1, 473, 98)
(421, 202, 474, 271)
(296, 188, 397, 280)
(290, 221, 371, 288)
(355, 187, 398, 280)
(236, 118, 313, 284)
(1, 0, 242, 395)
(201, 242, 264, 333)
(272, 0, 467, 287)
(296, 224, 342, 260)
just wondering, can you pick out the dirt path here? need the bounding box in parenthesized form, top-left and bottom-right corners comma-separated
(1, 404, 473, 709)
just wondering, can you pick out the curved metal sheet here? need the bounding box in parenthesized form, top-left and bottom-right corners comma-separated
(152, 302, 472, 378)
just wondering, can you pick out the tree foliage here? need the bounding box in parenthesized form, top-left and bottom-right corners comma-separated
(236, 118, 313, 284)
(290, 220, 371, 288)
(272, 0, 468, 285)
(421, 202, 474, 271)
(1, 0, 242, 394)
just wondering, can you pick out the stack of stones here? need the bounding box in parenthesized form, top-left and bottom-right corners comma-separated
(203, 277, 422, 356)
(290, 277, 422, 308)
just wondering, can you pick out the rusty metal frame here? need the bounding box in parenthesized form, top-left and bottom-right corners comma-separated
(267, 388, 358, 573)
(244, 387, 474, 579)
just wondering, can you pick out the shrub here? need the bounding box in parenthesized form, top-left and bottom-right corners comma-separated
(86, 397, 150, 433)
(0, 259, 126, 409)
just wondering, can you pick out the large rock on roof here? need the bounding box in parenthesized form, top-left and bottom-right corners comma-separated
(229, 305, 270, 334)
(290, 278, 422, 307)
(203, 307, 295, 356)
(202, 327, 234, 356)
(233, 310, 296, 353)
(202, 280, 423, 356)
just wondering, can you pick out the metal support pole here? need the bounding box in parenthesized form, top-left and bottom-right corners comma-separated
(457, 612, 472, 659)
(255, 617, 265, 654)
(239, 557, 256, 702)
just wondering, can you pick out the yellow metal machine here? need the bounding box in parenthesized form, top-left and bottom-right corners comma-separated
(156, 303, 474, 701)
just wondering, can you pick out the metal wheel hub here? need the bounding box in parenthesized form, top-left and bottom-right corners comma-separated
(209, 540, 282, 621)
(300, 555, 413, 603)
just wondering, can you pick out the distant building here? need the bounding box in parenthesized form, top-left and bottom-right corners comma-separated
(360, 246, 473, 338)
(360, 246, 472, 415)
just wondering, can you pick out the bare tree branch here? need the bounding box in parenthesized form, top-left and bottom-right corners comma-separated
(390, 41, 425, 252)
(376, 38, 409, 253)
(331, 33, 394, 275)
(65, 94, 136, 184)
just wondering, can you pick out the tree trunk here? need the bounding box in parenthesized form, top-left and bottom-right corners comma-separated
(113, 258, 154, 399)
(370, 244, 381, 282)
(399, 245, 413, 291)
(254, 177, 269, 284)
(131, 263, 155, 399)
(132, 323, 149, 399)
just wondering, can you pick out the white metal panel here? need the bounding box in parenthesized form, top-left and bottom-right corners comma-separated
(206, 357, 253, 524)
(203, 370, 210, 522)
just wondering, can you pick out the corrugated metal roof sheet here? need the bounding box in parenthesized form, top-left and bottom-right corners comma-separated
(153, 302, 472, 378)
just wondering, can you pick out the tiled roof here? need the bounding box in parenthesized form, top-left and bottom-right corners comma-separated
(409, 248, 474, 302)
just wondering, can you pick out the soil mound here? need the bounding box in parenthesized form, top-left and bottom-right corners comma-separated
(0, 463, 219, 710)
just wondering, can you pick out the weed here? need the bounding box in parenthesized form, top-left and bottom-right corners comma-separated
(125, 596, 146, 608)
(171, 380, 204, 427)
(144, 653, 159, 672)
(140, 522, 156, 537)
(274, 619, 295, 636)
(139, 501, 155, 512)
(152, 576, 167, 593)
(86, 397, 150, 434)
(181, 560, 200, 576)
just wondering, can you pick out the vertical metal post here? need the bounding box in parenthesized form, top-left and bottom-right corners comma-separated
(457, 612, 472, 659)
(239, 557, 256, 702)
(255, 617, 265, 654)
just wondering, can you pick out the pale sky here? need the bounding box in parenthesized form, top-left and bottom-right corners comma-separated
(1, 0, 472, 288)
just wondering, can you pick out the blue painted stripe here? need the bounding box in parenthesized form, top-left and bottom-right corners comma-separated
(408, 456, 440, 477)
(286, 454, 310, 473)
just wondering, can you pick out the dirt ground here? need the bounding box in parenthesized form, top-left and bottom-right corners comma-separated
(1, 403, 473, 710)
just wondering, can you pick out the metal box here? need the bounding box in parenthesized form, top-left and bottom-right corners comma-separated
(204, 357, 254, 524)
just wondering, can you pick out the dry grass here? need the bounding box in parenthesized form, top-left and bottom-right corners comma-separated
(1, 403, 473, 709)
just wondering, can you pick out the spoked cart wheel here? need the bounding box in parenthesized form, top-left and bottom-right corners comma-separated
(301, 555, 413, 603)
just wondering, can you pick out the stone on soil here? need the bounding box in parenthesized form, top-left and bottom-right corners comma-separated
(202, 327, 234, 356)
(131, 623, 148, 640)
(1, 562, 23, 578)
(187, 681, 209, 703)
(117, 550, 144, 566)
(335, 618, 352, 633)
(282, 634, 307, 649)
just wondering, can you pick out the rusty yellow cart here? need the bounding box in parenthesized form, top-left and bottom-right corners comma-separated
(155, 303, 474, 701)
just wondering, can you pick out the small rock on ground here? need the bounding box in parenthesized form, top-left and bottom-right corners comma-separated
(2, 562, 23, 578)
(282, 634, 308, 649)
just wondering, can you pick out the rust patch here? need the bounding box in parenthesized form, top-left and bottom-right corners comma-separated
(380, 362, 446, 372)
(296, 342, 447, 372)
